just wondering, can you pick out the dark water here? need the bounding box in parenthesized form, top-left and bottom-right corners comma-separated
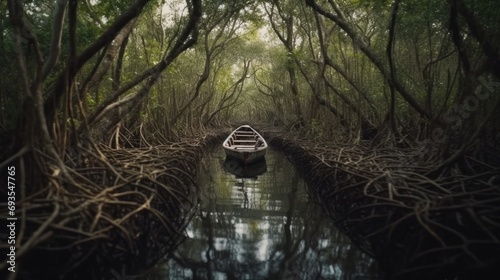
(153, 148, 378, 279)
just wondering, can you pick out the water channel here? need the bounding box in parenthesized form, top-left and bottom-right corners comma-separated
(151, 147, 379, 279)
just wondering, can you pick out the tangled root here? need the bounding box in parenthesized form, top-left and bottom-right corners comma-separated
(267, 131, 500, 280)
(0, 126, 230, 279)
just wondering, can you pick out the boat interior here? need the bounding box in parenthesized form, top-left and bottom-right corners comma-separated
(225, 130, 263, 150)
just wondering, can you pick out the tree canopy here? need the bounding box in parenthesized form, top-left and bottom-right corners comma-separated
(1, 0, 499, 177)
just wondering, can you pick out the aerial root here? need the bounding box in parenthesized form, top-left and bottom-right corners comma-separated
(267, 131, 500, 279)
(0, 125, 231, 278)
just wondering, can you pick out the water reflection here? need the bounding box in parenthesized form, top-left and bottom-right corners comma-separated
(223, 158, 267, 179)
(159, 148, 378, 279)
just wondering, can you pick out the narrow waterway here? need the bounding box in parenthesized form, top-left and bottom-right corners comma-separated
(156, 147, 378, 279)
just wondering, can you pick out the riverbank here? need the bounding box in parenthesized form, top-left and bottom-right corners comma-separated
(263, 130, 500, 280)
(0, 127, 230, 280)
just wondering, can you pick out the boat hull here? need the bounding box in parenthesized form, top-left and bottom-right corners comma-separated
(222, 125, 268, 164)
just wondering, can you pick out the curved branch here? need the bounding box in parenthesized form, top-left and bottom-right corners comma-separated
(44, 0, 154, 121)
(41, 0, 68, 80)
(86, 0, 201, 129)
(455, 0, 500, 79)
(306, 0, 431, 120)
(387, 0, 402, 133)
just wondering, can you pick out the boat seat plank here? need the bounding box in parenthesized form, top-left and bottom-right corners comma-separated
(223, 125, 267, 164)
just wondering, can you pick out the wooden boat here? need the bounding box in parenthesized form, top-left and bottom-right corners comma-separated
(222, 125, 268, 164)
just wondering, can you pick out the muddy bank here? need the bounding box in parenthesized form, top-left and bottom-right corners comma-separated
(264, 131, 500, 280)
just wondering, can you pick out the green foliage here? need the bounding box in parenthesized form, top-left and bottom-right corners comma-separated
(1, 0, 497, 139)
(81, 0, 138, 24)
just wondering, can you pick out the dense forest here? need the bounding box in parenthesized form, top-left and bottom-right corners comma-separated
(1, 0, 499, 151)
(1, 0, 499, 279)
